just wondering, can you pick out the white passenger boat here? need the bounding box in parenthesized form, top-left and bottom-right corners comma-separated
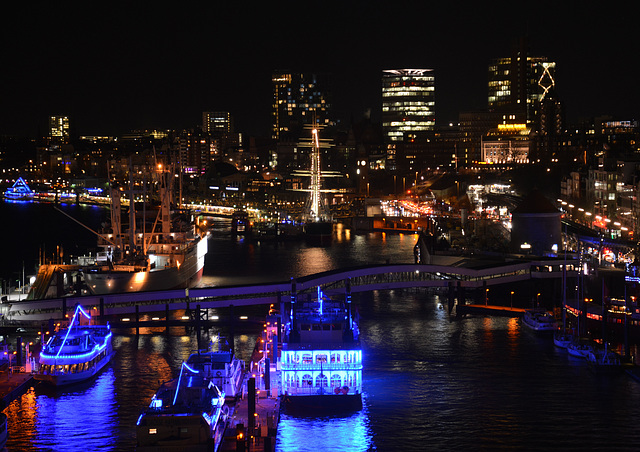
(280, 281, 363, 413)
(35, 305, 114, 386)
(136, 361, 228, 451)
(185, 347, 245, 400)
(522, 309, 558, 332)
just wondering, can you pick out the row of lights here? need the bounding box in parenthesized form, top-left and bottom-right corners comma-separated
(119, 315, 249, 322)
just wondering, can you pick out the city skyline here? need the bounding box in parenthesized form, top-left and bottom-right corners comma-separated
(2, 3, 637, 139)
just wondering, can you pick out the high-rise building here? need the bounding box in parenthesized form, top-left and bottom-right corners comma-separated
(203, 111, 234, 135)
(381, 69, 435, 142)
(488, 39, 556, 126)
(49, 116, 70, 141)
(271, 71, 332, 141)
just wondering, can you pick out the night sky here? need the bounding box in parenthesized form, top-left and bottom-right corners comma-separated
(2, 2, 638, 138)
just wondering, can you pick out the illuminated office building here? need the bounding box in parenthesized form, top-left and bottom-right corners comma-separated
(203, 111, 234, 135)
(381, 69, 435, 142)
(488, 39, 556, 125)
(49, 115, 70, 142)
(271, 71, 332, 141)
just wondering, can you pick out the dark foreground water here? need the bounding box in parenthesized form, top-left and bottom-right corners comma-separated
(4, 203, 640, 450)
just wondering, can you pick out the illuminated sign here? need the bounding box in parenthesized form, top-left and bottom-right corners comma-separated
(497, 124, 527, 131)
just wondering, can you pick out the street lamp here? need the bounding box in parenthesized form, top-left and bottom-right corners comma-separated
(510, 291, 514, 309)
(536, 293, 541, 308)
(485, 288, 489, 306)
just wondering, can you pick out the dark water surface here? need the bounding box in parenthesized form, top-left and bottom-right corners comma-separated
(3, 203, 640, 451)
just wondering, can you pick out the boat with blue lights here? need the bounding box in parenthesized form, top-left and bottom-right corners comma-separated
(3, 176, 34, 201)
(280, 280, 363, 413)
(35, 305, 114, 386)
(136, 360, 228, 451)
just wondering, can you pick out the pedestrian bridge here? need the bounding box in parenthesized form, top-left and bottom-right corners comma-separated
(5, 256, 577, 322)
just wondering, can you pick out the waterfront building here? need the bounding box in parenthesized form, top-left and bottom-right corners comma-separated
(271, 71, 332, 141)
(381, 69, 435, 142)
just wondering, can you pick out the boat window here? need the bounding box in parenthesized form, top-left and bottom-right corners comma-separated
(331, 324, 341, 331)
(312, 324, 321, 331)
(330, 353, 341, 363)
(302, 374, 313, 387)
(322, 324, 330, 331)
(300, 324, 311, 331)
(331, 374, 342, 387)
(315, 354, 327, 364)
(302, 354, 312, 364)
(315, 374, 328, 387)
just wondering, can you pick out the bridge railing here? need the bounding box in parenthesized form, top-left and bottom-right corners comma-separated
(7, 259, 578, 321)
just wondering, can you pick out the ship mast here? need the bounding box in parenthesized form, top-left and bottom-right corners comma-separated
(309, 128, 322, 221)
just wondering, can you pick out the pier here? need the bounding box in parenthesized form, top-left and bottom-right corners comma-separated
(0, 371, 34, 410)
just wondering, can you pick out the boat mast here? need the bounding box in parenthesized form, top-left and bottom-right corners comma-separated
(309, 128, 322, 221)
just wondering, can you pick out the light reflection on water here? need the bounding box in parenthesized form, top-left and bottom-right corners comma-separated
(277, 407, 375, 452)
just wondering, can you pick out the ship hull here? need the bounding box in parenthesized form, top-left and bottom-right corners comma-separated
(84, 236, 207, 295)
(303, 221, 333, 245)
(282, 393, 362, 415)
(35, 350, 115, 386)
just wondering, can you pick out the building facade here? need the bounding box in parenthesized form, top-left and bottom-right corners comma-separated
(271, 72, 332, 141)
(202, 111, 234, 135)
(488, 39, 556, 126)
(49, 116, 70, 142)
(382, 69, 435, 142)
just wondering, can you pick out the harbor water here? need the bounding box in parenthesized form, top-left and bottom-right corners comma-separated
(3, 203, 640, 450)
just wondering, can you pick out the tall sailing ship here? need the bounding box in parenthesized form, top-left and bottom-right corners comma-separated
(291, 127, 340, 245)
(83, 164, 208, 295)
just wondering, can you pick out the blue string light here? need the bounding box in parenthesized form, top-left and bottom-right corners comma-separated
(55, 305, 92, 359)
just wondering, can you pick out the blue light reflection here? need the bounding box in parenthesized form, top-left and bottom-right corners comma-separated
(33, 368, 118, 451)
(276, 407, 375, 452)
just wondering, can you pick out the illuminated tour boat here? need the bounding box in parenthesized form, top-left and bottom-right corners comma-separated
(280, 280, 363, 413)
(35, 304, 114, 386)
(3, 176, 34, 201)
(136, 360, 228, 451)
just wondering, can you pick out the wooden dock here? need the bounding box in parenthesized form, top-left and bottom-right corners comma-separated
(219, 372, 280, 452)
(0, 371, 35, 410)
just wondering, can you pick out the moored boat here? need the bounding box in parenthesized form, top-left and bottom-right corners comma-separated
(586, 344, 623, 373)
(0, 412, 7, 449)
(553, 330, 573, 349)
(567, 341, 594, 359)
(280, 281, 363, 414)
(522, 309, 558, 332)
(35, 304, 114, 386)
(185, 345, 245, 400)
(81, 165, 208, 295)
(136, 360, 228, 451)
